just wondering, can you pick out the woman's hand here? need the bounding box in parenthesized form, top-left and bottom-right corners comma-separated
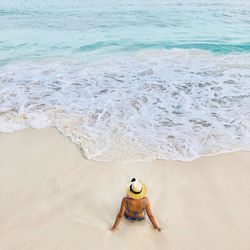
(110, 226, 117, 232)
(154, 226, 161, 232)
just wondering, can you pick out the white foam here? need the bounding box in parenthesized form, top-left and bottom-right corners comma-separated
(1, 49, 250, 162)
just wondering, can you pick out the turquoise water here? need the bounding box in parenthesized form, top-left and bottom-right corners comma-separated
(0, 0, 250, 161)
(1, 0, 250, 63)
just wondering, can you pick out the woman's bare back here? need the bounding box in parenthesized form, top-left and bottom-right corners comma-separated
(125, 197, 145, 212)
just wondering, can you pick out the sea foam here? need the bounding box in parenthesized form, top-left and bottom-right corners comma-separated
(1, 49, 250, 161)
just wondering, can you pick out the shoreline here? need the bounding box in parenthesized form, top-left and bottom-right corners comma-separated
(0, 128, 250, 250)
(2, 127, 250, 164)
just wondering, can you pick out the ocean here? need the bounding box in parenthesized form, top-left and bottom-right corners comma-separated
(0, 0, 250, 161)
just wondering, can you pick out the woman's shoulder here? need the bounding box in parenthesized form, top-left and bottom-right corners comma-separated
(142, 196, 150, 205)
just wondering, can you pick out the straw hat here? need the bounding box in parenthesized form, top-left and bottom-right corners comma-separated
(127, 178, 147, 199)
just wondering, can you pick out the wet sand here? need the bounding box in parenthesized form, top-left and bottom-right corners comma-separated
(0, 128, 249, 250)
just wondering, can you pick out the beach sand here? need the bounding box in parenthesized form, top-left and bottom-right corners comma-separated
(0, 128, 249, 250)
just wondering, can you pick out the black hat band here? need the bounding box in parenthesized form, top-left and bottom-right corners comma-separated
(130, 184, 143, 194)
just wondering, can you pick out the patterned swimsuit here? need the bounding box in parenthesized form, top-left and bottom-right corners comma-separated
(124, 198, 146, 221)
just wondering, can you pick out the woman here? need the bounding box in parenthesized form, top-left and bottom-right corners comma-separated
(111, 178, 161, 231)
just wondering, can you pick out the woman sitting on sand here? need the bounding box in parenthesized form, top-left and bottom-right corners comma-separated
(111, 178, 161, 231)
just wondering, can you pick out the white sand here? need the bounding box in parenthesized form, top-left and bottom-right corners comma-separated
(0, 128, 250, 250)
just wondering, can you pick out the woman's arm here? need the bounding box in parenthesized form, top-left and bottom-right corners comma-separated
(111, 198, 126, 231)
(145, 197, 161, 231)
